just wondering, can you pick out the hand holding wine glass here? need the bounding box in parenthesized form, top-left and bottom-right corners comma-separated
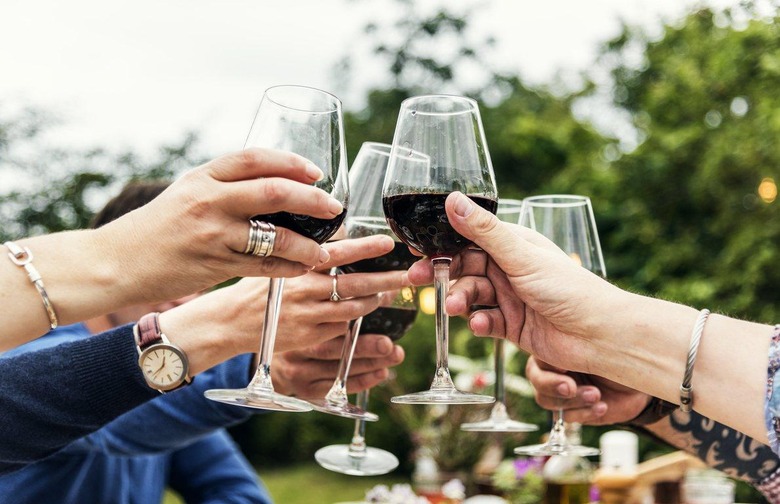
(383, 95, 498, 405)
(205, 85, 348, 413)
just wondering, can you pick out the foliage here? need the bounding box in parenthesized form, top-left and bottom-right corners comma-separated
(492, 458, 545, 504)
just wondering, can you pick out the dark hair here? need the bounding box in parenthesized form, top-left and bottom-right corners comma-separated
(90, 181, 171, 229)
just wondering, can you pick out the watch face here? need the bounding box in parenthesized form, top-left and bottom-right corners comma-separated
(139, 344, 188, 391)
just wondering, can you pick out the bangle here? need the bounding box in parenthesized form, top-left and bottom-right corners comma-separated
(680, 308, 711, 413)
(4, 241, 59, 330)
(628, 396, 679, 426)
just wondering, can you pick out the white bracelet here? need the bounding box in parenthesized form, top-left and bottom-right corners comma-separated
(680, 308, 711, 413)
(4, 241, 59, 330)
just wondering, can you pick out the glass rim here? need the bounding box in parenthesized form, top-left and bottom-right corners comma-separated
(400, 94, 478, 116)
(264, 84, 341, 114)
(523, 194, 592, 208)
(360, 141, 392, 158)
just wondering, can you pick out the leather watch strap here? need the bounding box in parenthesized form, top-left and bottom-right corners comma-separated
(628, 396, 679, 426)
(136, 312, 163, 350)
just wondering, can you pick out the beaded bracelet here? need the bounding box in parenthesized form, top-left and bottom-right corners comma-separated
(4, 241, 59, 329)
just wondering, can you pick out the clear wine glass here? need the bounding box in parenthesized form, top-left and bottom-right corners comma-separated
(461, 198, 538, 433)
(315, 142, 418, 474)
(307, 142, 416, 421)
(514, 194, 605, 457)
(383, 94, 498, 405)
(205, 85, 349, 413)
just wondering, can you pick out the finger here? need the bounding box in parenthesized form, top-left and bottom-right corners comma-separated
(346, 346, 405, 376)
(547, 403, 609, 425)
(206, 148, 324, 184)
(468, 309, 507, 338)
(345, 369, 391, 394)
(526, 357, 579, 399)
(318, 235, 396, 271)
(225, 219, 327, 268)
(314, 296, 384, 323)
(224, 176, 344, 219)
(407, 248, 488, 286)
(446, 276, 497, 316)
(229, 254, 313, 279)
(294, 334, 396, 360)
(331, 270, 409, 300)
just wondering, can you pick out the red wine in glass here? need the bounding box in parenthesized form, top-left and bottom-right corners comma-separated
(253, 211, 346, 244)
(383, 193, 497, 258)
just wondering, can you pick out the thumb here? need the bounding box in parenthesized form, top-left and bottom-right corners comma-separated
(446, 192, 528, 273)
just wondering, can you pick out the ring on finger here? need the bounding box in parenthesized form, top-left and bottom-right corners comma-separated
(330, 271, 342, 302)
(244, 219, 276, 257)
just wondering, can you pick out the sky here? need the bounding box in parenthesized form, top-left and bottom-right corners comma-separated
(0, 0, 737, 162)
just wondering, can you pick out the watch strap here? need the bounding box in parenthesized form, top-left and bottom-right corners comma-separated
(628, 396, 679, 426)
(136, 312, 163, 350)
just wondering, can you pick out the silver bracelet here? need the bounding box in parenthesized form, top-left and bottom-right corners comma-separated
(680, 308, 711, 413)
(4, 241, 59, 330)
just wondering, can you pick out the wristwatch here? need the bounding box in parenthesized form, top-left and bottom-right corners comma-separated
(134, 312, 192, 393)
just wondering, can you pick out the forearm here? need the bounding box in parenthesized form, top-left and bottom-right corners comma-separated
(0, 230, 138, 349)
(591, 292, 771, 442)
(641, 410, 780, 488)
(0, 325, 156, 473)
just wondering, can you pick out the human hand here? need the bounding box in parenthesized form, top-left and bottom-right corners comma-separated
(406, 191, 623, 375)
(525, 356, 651, 426)
(96, 148, 345, 306)
(272, 334, 405, 398)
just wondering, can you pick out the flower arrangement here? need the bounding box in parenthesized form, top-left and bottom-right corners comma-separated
(364, 479, 465, 504)
(491, 458, 544, 504)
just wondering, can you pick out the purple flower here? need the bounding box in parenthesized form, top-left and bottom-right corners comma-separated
(513, 457, 543, 478)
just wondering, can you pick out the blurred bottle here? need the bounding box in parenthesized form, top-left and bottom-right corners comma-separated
(593, 430, 639, 504)
(543, 423, 594, 504)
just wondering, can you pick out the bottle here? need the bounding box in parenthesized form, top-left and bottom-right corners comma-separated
(543, 423, 594, 504)
(592, 430, 639, 504)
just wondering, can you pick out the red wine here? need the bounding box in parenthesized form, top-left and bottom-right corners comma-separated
(359, 306, 417, 341)
(383, 193, 497, 258)
(340, 241, 417, 274)
(253, 211, 346, 245)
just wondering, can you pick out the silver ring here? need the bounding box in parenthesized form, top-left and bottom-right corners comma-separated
(244, 219, 276, 257)
(330, 272, 341, 302)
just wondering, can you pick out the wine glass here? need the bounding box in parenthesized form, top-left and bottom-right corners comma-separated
(461, 198, 538, 433)
(307, 142, 415, 421)
(383, 94, 498, 405)
(205, 85, 349, 413)
(514, 194, 605, 457)
(315, 142, 418, 474)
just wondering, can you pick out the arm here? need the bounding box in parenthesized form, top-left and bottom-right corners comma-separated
(0, 148, 341, 349)
(168, 430, 270, 504)
(525, 356, 780, 498)
(408, 191, 773, 444)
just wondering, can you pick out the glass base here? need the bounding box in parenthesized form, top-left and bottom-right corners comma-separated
(514, 441, 600, 457)
(461, 418, 539, 433)
(307, 398, 379, 421)
(204, 388, 313, 413)
(315, 444, 399, 476)
(391, 388, 495, 405)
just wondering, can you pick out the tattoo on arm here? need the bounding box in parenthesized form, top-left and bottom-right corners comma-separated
(642, 410, 779, 484)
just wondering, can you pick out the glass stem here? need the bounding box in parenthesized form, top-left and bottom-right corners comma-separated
(548, 408, 567, 447)
(324, 316, 364, 404)
(490, 339, 509, 422)
(431, 258, 454, 391)
(348, 389, 369, 458)
(249, 278, 285, 393)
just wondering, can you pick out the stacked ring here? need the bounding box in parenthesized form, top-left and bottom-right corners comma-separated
(244, 220, 276, 257)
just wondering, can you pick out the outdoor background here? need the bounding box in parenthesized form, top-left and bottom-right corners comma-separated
(2, 0, 780, 502)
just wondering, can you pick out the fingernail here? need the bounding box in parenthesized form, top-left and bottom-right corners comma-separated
(376, 337, 393, 355)
(556, 383, 570, 397)
(318, 247, 330, 264)
(306, 162, 324, 181)
(327, 197, 344, 216)
(451, 192, 474, 218)
(582, 390, 598, 404)
(593, 402, 608, 416)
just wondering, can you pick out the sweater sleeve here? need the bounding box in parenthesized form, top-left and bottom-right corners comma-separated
(168, 430, 271, 504)
(65, 354, 256, 457)
(0, 324, 156, 474)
